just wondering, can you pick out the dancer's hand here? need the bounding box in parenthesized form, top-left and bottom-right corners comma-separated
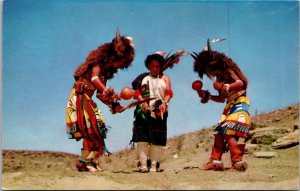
(200, 90, 210, 103)
(159, 102, 168, 114)
(213, 81, 224, 90)
(111, 93, 121, 101)
(220, 84, 230, 96)
(101, 87, 121, 103)
(197, 89, 206, 98)
(102, 87, 115, 99)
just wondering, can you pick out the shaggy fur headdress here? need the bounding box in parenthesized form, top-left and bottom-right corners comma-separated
(191, 39, 248, 88)
(74, 29, 135, 80)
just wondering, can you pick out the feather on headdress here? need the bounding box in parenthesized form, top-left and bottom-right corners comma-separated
(154, 49, 188, 72)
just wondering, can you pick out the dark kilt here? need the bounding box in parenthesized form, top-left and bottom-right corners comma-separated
(131, 106, 168, 146)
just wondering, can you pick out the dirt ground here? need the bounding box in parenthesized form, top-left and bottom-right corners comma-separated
(2, 145, 299, 190)
(2, 104, 299, 190)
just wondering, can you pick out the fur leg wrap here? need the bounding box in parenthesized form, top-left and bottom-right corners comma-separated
(199, 146, 224, 171)
(232, 161, 248, 172)
(210, 147, 224, 171)
(211, 134, 225, 161)
(229, 144, 248, 172)
(200, 135, 225, 171)
(230, 144, 245, 163)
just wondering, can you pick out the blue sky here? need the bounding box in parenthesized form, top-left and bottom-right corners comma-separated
(2, 0, 299, 154)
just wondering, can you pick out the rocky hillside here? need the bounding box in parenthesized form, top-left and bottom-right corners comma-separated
(2, 104, 299, 190)
(97, 104, 299, 171)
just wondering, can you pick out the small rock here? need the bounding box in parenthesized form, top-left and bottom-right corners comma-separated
(13, 165, 22, 170)
(253, 151, 277, 158)
(293, 124, 299, 130)
(274, 118, 281, 122)
(197, 143, 205, 148)
(174, 169, 182, 174)
(251, 127, 291, 145)
(173, 154, 178, 159)
(269, 174, 277, 178)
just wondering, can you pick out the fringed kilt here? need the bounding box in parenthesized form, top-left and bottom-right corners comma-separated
(214, 96, 251, 138)
(66, 83, 108, 158)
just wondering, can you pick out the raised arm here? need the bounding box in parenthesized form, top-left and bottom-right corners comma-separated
(222, 69, 244, 92)
(213, 69, 244, 97)
(192, 80, 225, 103)
(197, 90, 225, 103)
(91, 64, 122, 113)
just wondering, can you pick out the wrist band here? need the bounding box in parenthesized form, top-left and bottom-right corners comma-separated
(224, 84, 230, 92)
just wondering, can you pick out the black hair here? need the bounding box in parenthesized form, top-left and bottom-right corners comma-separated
(144, 54, 165, 69)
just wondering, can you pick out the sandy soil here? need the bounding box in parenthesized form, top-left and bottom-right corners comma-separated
(2, 104, 299, 190)
(2, 145, 299, 190)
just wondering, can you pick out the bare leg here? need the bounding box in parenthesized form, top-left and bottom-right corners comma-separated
(149, 144, 162, 172)
(137, 142, 149, 173)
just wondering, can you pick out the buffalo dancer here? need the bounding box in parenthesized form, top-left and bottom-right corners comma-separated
(66, 29, 135, 172)
(191, 39, 250, 172)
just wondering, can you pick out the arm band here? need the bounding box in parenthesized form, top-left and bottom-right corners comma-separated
(165, 89, 173, 98)
(91, 76, 99, 81)
(91, 76, 106, 93)
(133, 90, 141, 99)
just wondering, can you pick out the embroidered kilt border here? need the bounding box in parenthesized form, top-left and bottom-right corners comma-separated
(214, 96, 251, 138)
